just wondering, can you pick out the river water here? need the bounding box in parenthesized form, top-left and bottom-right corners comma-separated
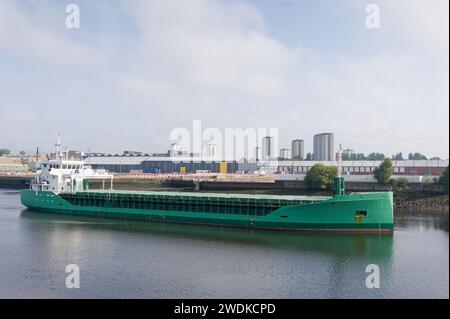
(0, 189, 448, 299)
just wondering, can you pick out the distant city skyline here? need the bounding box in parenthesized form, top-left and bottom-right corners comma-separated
(1, 130, 447, 161)
(0, 0, 448, 158)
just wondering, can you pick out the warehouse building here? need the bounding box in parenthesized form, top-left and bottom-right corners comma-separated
(83, 156, 147, 173)
(84, 155, 256, 174)
(142, 159, 256, 174)
(275, 159, 448, 177)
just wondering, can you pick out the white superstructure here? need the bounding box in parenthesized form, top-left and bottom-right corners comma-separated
(30, 135, 113, 194)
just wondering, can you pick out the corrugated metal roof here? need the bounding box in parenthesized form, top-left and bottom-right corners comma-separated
(277, 160, 449, 167)
(84, 157, 149, 165)
(84, 156, 449, 167)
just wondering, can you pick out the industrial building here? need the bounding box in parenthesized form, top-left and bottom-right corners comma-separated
(83, 155, 256, 174)
(83, 156, 145, 173)
(291, 139, 304, 160)
(275, 159, 448, 178)
(142, 158, 255, 174)
(313, 133, 334, 161)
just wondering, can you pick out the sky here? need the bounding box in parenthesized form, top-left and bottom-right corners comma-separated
(0, 0, 448, 158)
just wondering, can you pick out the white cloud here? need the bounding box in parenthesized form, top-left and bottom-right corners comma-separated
(0, 0, 448, 158)
(0, 1, 104, 67)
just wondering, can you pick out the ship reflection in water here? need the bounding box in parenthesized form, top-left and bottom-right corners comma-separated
(20, 209, 394, 259)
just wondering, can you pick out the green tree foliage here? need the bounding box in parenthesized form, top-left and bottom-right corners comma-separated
(304, 164, 338, 189)
(305, 153, 313, 161)
(388, 177, 410, 192)
(0, 148, 11, 156)
(439, 166, 449, 192)
(392, 152, 404, 160)
(353, 153, 366, 160)
(342, 152, 385, 160)
(19, 151, 26, 156)
(292, 155, 303, 160)
(408, 152, 427, 160)
(366, 152, 385, 160)
(373, 158, 393, 184)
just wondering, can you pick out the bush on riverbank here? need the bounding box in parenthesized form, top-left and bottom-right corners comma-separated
(304, 164, 337, 190)
(374, 158, 393, 184)
(439, 166, 449, 192)
(389, 177, 410, 192)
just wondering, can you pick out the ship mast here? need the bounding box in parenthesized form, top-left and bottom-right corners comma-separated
(55, 133, 62, 160)
(333, 144, 345, 196)
(337, 144, 343, 178)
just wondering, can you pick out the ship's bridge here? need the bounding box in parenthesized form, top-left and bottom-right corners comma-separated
(31, 159, 113, 193)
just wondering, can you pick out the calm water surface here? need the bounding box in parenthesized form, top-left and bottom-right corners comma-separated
(0, 189, 448, 298)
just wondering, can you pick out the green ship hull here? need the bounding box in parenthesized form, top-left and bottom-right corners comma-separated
(20, 189, 394, 232)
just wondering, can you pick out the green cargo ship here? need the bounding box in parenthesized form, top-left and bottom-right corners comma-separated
(20, 140, 394, 232)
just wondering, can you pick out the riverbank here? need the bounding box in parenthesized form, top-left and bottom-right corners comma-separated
(394, 194, 449, 212)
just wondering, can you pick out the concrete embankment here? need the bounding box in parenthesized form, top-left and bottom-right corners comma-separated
(0, 176, 32, 189)
(164, 178, 445, 193)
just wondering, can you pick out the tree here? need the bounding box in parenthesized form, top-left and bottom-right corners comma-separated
(19, 151, 26, 156)
(389, 177, 410, 192)
(373, 158, 393, 184)
(392, 152, 404, 160)
(408, 152, 427, 160)
(305, 153, 313, 161)
(366, 152, 385, 160)
(292, 155, 303, 160)
(439, 166, 449, 192)
(304, 164, 338, 190)
(0, 148, 11, 156)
